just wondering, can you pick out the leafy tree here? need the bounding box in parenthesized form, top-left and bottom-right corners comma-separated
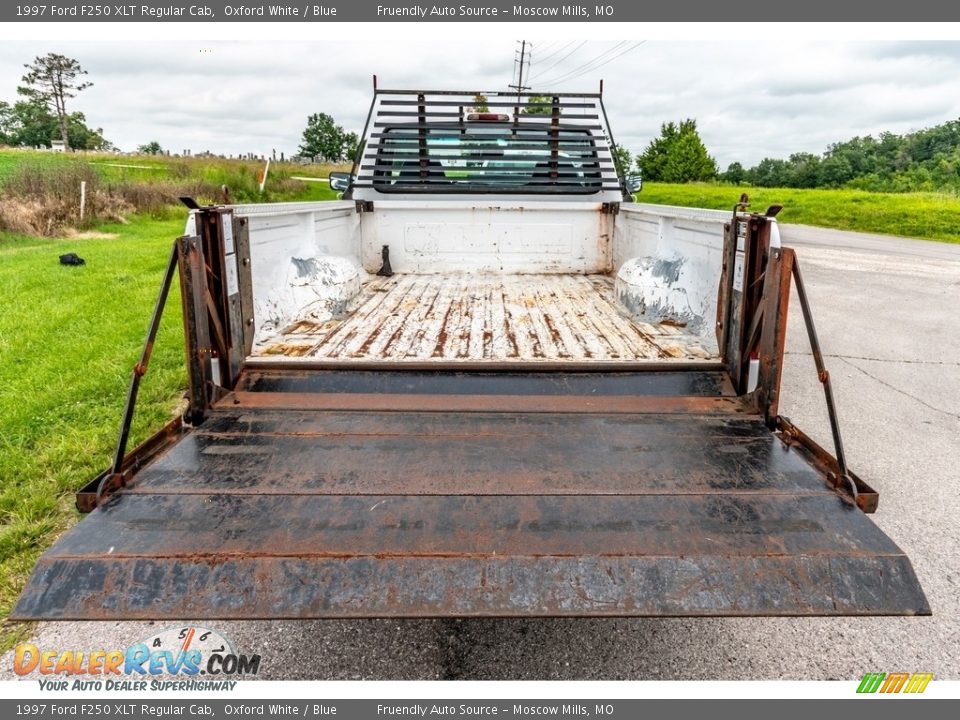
(722, 161, 746, 184)
(299, 112, 353, 162)
(523, 95, 554, 115)
(138, 141, 164, 155)
(6, 100, 56, 147)
(785, 152, 821, 188)
(61, 111, 108, 150)
(342, 131, 360, 163)
(663, 131, 718, 182)
(636, 122, 677, 181)
(0, 98, 107, 149)
(637, 119, 717, 183)
(0, 101, 13, 145)
(816, 154, 854, 188)
(18, 53, 93, 150)
(472, 94, 489, 113)
(611, 143, 634, 177)
(749, 157, 789, 187)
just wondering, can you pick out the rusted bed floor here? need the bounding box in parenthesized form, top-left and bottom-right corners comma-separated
(254, 273, 714, 362)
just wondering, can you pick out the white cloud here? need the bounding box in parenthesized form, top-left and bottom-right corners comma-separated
(1, 40, 958, 166)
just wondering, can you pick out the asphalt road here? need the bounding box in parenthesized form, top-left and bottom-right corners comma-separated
(4, 227, 959, 681)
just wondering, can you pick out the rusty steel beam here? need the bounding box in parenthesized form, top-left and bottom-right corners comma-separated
(238, 367, 736, 398)
(776, 416, 879, 513)
(223, 391, 746, 415)
(242, 358, 725, 374)
(125, 406, 815, 498)
(756, 246, 794, 425)
(790, 254, 853, 497)
(76, 417, 185, 513)
(13, 490, 930, 619)
(95, 243, 180, 507)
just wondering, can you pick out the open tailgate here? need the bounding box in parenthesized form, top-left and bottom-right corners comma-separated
(12, 370, 930, 619)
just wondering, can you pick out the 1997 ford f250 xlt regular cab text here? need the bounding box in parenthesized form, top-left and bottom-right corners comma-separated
(13, 88, 929, 620)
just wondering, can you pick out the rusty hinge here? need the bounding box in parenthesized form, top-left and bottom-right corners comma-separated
(601, 202, 620, 215)
(356, 200, 374, 213)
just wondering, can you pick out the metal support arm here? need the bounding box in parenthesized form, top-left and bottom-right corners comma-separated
(96, 242, 179, 506)
(788, 255, 857, 502)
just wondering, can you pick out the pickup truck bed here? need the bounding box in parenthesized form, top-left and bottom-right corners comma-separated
(10, 89, 931, 621)
(255, 273, 712, 362)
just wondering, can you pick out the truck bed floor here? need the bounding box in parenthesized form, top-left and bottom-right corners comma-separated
(254, 274, 714, 363)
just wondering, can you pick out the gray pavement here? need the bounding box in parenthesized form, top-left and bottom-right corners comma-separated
(3, 229, 959, 681)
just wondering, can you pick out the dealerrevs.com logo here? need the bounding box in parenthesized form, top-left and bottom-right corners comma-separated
(14, 626, 260, 691)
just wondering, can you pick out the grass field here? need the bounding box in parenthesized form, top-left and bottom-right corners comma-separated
(638, 183, 960, 244)
(0, 148, 344, 209)
(0, 216, 188, 648)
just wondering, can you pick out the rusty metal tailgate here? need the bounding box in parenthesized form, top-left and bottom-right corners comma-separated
(12, 372, 929, 619)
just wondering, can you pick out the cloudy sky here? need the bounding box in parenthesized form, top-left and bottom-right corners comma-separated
(1, 39, 959, 167)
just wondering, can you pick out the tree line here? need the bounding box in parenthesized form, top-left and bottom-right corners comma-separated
(0, 53, 108, 151)
(634, 117, 960, 192)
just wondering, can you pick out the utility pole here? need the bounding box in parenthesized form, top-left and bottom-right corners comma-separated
(508, 40, 531, 106)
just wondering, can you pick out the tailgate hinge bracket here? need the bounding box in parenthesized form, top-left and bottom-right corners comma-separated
(356, 200, 374, 213)
(601, 202, 620, 215)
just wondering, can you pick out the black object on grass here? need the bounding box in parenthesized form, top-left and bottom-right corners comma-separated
(59, 253, 86, 266)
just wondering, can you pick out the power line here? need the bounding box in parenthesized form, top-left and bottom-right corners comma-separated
(528, 40, 584, 81)
(527, 40, 586, 82)
(531, 40, 575, 66)
(536, 41, 647, 87)
(533, 41, 631, 85)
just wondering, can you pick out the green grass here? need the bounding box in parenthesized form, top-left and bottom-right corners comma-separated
(0, 148, 345, 205)
(637, 183, 960, 244)
(0, 215, 189, 648)
(0, 148, 82, 185)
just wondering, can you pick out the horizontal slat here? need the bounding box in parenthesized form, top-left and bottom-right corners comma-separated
(33, 493, 897, 559)
(240, 369, 733, 396)
(360, 166, 604, 176)
(379, 99, 599, 107)
(374, 122, 605, 130)
(12, 485, 930, 619)
(223, 393, 737, 414)
(377, 111, 601, 120)
(352, 184, 619, 192)
(369, 129, 605, 137)
(364, 152, 613, 161)
(126, 410, 834, 496)
(13, 554, 929, 619)
(366, 144, 613, 154)
(362, 180, 606, 188)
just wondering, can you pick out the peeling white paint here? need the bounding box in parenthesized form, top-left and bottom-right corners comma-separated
(254, 255, 366, 347)
(612, 207, 724, 354)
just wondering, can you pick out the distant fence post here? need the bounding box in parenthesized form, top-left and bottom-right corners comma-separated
(258, 158, 271, 193)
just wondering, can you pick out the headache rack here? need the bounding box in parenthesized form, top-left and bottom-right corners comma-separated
(348, 87, 625, 198)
